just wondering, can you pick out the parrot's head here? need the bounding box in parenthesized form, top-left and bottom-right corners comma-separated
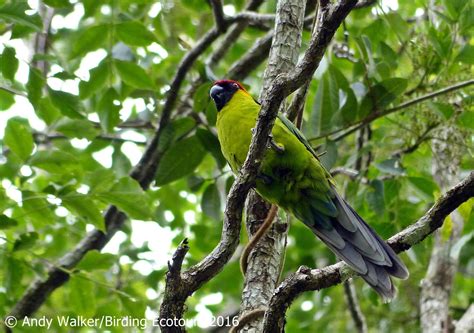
(210, 80, 247, 111)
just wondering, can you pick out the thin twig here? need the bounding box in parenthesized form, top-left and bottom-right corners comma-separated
(228, 30, 274, 81)
(330, 79, 474, 142)
(391, 123, 439, 157)
(33, 133, 147, 146)
(343, 280, 368, 333)
(0, 85, 27, 97)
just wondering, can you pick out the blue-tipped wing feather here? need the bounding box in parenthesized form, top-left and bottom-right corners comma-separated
(297, 186, 409, 299)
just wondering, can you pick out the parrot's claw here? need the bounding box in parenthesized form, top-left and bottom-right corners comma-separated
(268, 136, 285, 154)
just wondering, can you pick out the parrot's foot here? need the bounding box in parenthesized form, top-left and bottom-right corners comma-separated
(268, 135, 285, 154)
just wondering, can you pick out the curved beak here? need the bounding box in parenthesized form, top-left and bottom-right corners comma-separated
(210, 84, 224, 101)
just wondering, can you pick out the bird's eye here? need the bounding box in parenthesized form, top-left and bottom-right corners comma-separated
(232, 83, 239, 89)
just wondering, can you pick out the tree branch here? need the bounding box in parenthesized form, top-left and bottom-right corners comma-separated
(32, 133, 147, 146)
(227, 11, 317, 81)
(210, 0, 227, 32)
(262, 171, 474, 332)
(228, 30, 274, 81)
(207, 0, 266, 66)
(177, 0, 266, 117)
(330, 79, 474, 142)
(343, 280, 368, 333)
(354, 0, 377, 9)
(455, 304, 474, 333)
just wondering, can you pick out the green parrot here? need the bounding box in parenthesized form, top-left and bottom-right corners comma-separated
(210, 80, 409, 299)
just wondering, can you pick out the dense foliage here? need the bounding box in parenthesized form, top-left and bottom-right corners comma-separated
(0, 0, 472, 332)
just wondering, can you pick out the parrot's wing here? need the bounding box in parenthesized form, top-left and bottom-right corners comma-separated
(277, 114, 320, 160)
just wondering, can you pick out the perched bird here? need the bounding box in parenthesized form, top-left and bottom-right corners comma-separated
(210, 80, 409, 299)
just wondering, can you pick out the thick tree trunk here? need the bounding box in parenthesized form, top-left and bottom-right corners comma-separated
(238, 0, 306, 331)
(239, 192, 287, 332)
(420, 127, 465, 333)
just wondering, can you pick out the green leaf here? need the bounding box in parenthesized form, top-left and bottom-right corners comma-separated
(428, 26, 452, 59)
(52, 71, 77, 80)
(443, 0, 468, 20)
(385, 13, 409, 41)
(19, 190, 56, 228)
(450, 231, 474, 259)
(429, 102, 454, 119)
(43, 0, 71, 8)
(77, 251, 116, 271)
(196, 128, 226, 168)
(201, 183, 221, 221)
(82, 0, 101, 17)
(457, 111, 474, 129)
(79, 60, 110, 99)
(61, 192, 104, 229)
(325, 66, 358, 127)
(308, 72, 339, 137)
(53, 118, 99, 140)
(408, 176, 439, 200)
(159, 117, 197, 152)
(0, 89, 15, 110)
(116, 21, 157, 46)
(13, 232, 39, 251)
(366, 179, 385, 215)
(97, 88, 121, 133)
(48, 88, 85, 119)
(4, 117, 34, 161)
(0, 214, 18, 229)
(114, 60, 154, 90)
(1, 47, 19, 81)
(188, 175, 205, 192)
(459, 4, 474, 33)
(384, 179, 401, 205)
(26, 67, 45, 107)
(155, 135, 205, 186)
(36, 96, 61, 125)
(70, 24, 109, 59)
(193, 82, 212, 113)
(11, 23, 36, 39)
(455, 44, 474, 65)
(85, 169, 117, 194)
(379, 42, 398, 69)
(119, 291, 147, 318)
(30, 150, 80, 174)
(320, 140, 337, 170)
(5, 256, 23, 297)
(206, 101, 217, 126)
(68, 277, 96, 317)
(339, 88, 358, 124)
(0, 2, 43, 31)
(372, 78, 407, 109)
(96, 177, 152, 220)
(375, 159, 405, 175)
